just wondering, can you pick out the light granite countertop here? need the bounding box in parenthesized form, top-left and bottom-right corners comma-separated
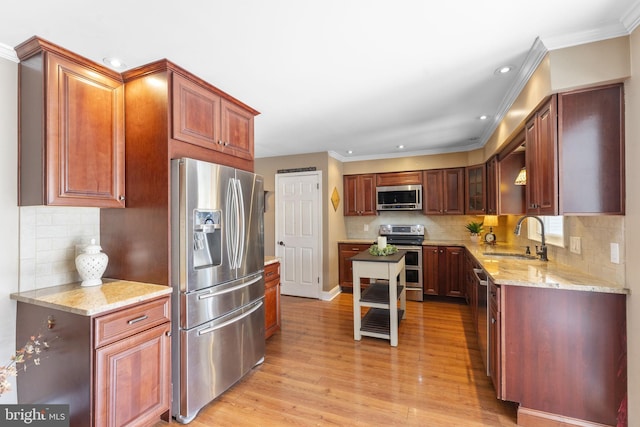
(10, 279, 172, 316)
(265, 256, 280, 266)
(339, 239, 628, 295)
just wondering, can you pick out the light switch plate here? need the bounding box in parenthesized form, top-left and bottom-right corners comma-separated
(364, 224, 369, 232)
(569, 236, 581, 254)
(611, 243, 620, 264)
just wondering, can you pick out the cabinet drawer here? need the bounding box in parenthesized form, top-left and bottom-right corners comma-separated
(94, 297, 171, 348)
(265, 263, 279, 279)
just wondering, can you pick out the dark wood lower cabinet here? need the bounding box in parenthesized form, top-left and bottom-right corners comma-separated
(498, 285, 626, 426)
(264, 261, 281, 339)
(16, 296, 172, 427)
(423, 245, 465, 298)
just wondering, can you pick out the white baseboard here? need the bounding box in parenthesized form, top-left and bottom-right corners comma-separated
(321, 285, 341, 301)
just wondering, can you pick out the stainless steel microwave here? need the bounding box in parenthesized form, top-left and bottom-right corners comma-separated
(376, 185, 422, 211)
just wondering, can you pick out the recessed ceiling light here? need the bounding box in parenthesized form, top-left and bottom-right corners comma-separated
(103, 57, 127, 69)
(479, 115, 488, 120)
(495, 65, 514, 75)
(397, 145, 405, 149)
(347, 150, 353, 154)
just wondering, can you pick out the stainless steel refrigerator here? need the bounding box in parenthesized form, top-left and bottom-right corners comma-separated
(170, 158, 265, 424)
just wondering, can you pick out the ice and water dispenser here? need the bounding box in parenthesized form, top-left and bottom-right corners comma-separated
(193, 209, 222, 269)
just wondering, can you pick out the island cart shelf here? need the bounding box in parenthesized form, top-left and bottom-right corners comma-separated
(351, 250, 407, 346)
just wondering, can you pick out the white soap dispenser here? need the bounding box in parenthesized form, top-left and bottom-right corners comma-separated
(75, 238, 108, 287)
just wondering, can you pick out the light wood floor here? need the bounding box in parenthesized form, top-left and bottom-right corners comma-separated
(157, 293, 518, 426)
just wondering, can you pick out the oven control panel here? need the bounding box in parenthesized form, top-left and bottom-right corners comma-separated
(379, 224, 425, 236)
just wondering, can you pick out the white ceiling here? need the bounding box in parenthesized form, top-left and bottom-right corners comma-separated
(1, 1, 639, 161)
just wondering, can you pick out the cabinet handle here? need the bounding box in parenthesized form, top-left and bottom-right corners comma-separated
(127, 315, 148, 325)
(491, 317, 496, 324)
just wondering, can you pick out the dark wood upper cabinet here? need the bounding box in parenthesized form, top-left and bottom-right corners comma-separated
(172, 73, 255, 161)
(465, 164, 486, 214)
(485, 156, 498, 215)
(16, 36, 125, 208)
(525, 96, 558, 215)
(423, 168, 464, 215)
(376, 171, 423, 186)
(558, 84, 624, 214)
(344, 174, 377, 216)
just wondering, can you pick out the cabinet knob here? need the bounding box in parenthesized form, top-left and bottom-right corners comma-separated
(278, 241, 285, 246)
(491, 317, 496, 324)
(118, 195, 125, 201)
(165, 331, 172, 337)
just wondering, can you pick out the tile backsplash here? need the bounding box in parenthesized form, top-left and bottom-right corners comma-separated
(19, 206, 100, 291)
(346, 212, 625, 286)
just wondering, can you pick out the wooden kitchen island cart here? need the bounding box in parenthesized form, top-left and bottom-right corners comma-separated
(351, 250, 407, 346)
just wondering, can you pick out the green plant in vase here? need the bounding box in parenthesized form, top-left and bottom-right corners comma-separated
(465, 221, 484, 243)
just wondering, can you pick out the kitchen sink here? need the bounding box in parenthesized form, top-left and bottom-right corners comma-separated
(482, 252, 537, 260)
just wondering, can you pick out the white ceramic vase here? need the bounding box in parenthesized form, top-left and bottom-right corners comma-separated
(75, 239, 108, 287)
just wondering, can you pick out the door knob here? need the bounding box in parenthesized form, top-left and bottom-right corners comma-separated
(278, 241, 285, 246)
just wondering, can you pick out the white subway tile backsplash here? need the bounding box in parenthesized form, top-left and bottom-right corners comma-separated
(19, 206, 100, 290)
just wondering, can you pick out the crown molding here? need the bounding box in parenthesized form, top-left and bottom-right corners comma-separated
(0, 42, 18, 63)
(541, 22, 630, 50)
(622, 0, 640, 32)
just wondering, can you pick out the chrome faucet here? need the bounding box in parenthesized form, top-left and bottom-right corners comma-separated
(514, 215, 548, 261)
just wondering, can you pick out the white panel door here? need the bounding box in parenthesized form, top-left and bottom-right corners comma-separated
(275, 171, 321, 298)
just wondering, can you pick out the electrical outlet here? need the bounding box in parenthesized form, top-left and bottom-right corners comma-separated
(364, 224, 369, 232)
(569, 236, 581, 254)
(610, 243, 620, 264)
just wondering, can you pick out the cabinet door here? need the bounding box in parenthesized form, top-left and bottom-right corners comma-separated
(442, 246, 465, 297)
(359, 174, 377, 215)
(45, 53, 125, 207)
(264, 262, 281, 339)
(525, 98, 558, 215)
(489, 283, 501, 399)
(94, 323, 171, 427)
(172, 73, 222, 148)
(559, 84, 624, 214)
(465, 164, 486, 214)
(220, 99, 254, 160)
(485, 156, 498, 215)
(343, 175, 376, 216)
(423, 170, 444, 215)
(442, 168, 465, 214)
(376, 171, 422, 186)
(423, 246, 439, 296)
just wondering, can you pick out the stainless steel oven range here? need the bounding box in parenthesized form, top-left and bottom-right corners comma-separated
(379, 224, 424, 301)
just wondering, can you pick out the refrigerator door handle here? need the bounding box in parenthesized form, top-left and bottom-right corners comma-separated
(226, 178, 236, 268)
(197, 276, 262, 299)
(196, 300, 263, 335)
(234, 178, 245, 269)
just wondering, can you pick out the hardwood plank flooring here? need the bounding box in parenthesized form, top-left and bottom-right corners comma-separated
(156, 293, 517, 426)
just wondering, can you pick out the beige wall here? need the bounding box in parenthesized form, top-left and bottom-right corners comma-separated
(625, 27, 640, 426)
(0, 57, 19, 404)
